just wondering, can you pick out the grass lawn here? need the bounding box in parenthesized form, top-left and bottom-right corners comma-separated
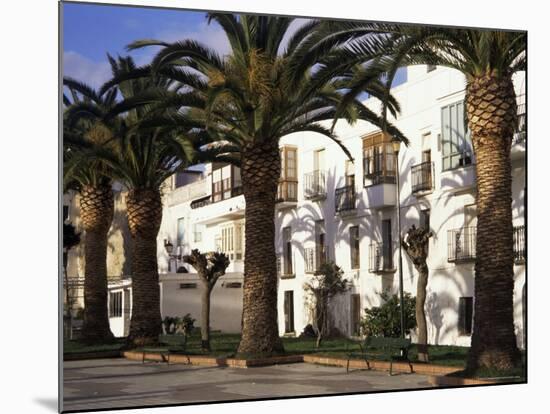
(64, 332, 469, 367)
(64, 338, 126, 354)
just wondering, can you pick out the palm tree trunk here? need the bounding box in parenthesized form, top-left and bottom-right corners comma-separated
(416, 263, 429, 362)
(237, 140, 284, 356)
(80, 185, 114, 343)
(465, 73, 521, 371)
(126, 188, 163, 346)
(201, 283, 212, 351)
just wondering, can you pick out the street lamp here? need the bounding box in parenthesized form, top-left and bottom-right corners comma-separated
(392, 138, 406, 339)
(164, 239, 180, 272)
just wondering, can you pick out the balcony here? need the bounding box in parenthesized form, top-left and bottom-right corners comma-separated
(411, 161, 434, 195)
(276, 179, 298, 209)
(304, 170, 327, 200)
(369, 242, 396, 273)
(304, 247, 329, 274)
(513, 225, 526, 265)
(166, 178, 209, 207)
(335, 185, 356, 215)
(448, 227, 476, 262)
(363, 155, 397, 209)
(511, 99, 526, 160)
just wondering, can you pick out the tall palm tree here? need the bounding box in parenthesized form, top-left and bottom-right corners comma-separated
(125, 13, 407, 355)
(63, 79, 118, 343)
(86, 55, 199, 346)
(299, 24, 525, 371)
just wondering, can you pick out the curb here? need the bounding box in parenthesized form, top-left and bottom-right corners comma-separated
(428, 375, 497, 386)
(303, 355, 461, 376)
(123, 351, 304, 368)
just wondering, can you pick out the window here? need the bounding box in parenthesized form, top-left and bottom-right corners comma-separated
(315, 220, 327, 268)
(350, 225, 360, 269)
(179, 283, 197, 289)
(212, 164, 242, 202)
(345, 159, 355, 188)
(420, 209, 430, 230)
(441, 101, 473, 170)
(362, 132, 396, 186)
(284, 290, 295, 333)
(314, 148, 325, 171)
(177, 218, 185, 247)
(224, 282, 242, 288)
(351, 294, 361, 336)
(382, 219, 393, 268)
(427, 64, 436, 73)
(458, 297, 473, 335)
(283, 227, 293, 275)
(279, 147, 298, 201)
(219, 220, 245, 261)
(109, 291, 122, 317)
(63, 205, 69, 221)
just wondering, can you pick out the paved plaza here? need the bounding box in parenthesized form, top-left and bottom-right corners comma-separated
(63, 358, 435, 412)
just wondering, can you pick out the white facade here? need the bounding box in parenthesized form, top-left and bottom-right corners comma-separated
(87, 65, 526, 346)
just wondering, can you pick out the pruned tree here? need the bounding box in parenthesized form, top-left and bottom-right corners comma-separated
(183, 249, 230, 351)
(304, 262, 350, 348)
(402, 224, 433, 362)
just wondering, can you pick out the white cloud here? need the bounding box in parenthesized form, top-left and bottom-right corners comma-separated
(63, 51, 112, 89)
(153, 20, 231, 57)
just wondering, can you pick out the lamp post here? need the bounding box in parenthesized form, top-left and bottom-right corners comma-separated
(392, 138, 406, 339)
(164, 239, 181, 273)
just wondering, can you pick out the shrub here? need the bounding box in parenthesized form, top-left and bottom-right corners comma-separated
(163, 314, 195, 335)
(361, 292, 416, 337)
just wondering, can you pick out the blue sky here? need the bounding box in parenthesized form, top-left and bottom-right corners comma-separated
(63, 1, 406, 90)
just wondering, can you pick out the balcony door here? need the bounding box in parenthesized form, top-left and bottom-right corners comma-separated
(315, 220, 326, 269)
(314, 148, 325, 172)
(382, 219, 393, 269)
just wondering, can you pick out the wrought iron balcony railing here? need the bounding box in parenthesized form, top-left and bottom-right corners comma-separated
(363, 153, 397, 186)
(411, 161, 434, 194)
(335, 185, 356, 213)
(304, 246, 328, 273)
(369, 242, 395, 273)
(513, 225, 526, 264)
(449, 225, 526, 264)
(304, 170, 327, 199)
(448, 227, 476, 262)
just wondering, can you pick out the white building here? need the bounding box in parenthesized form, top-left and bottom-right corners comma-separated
(66, 65, 526, 346)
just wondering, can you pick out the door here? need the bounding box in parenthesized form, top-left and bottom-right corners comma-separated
(284, 291, 295, 333)
(351, 293, 361, 336)
(382, 219, 393, 269)
(315, 220, 326, 269)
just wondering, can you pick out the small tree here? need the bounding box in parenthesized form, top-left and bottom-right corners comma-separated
(304, 262, 350, 348)
(183, 249, 230, 351)
(402, 224, 433, 361)
(361, 292, 416, 338)
(63, 222, 81, 340)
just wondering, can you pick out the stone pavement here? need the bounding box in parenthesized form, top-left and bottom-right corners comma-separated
(63, 358, 435, 412)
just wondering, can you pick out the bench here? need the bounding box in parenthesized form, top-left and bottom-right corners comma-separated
(141, 334, 189, 365)
(346, 336, 413, 375)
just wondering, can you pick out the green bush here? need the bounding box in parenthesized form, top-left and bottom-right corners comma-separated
(163, 314, 195, 335)
(361, 292, 416, 337)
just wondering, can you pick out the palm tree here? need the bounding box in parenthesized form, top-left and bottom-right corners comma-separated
(299, 24, 525, 371)
(63, 79, 118, 343)
(89, 55, 199, 346)
(125, 13, 407, 355)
